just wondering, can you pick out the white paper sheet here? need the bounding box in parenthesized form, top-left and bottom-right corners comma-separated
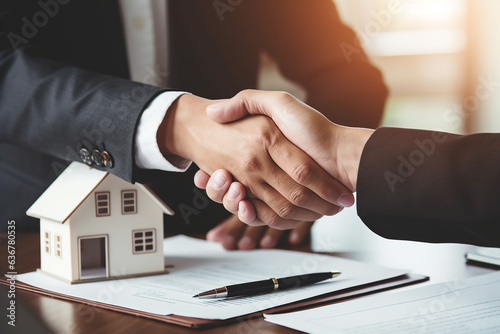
(265, 271, 500, 333)
(16, 235, 407, 320)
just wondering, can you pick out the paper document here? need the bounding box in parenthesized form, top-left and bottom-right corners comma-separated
(466, 248, 500, 267)
(17, 235, 407, 320)
(265, 271, 500, 333)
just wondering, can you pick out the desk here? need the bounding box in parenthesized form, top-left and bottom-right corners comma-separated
(1, 214, 496, 333)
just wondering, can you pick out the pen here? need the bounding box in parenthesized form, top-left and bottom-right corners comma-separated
(193, 271, 341, 299)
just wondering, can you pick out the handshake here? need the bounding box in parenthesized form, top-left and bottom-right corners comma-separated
(162, 90, 374, 231)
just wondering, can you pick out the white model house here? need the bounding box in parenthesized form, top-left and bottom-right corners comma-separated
(26, 162, 174, 284)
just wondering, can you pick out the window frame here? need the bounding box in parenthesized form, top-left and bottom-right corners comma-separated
(95, 191, 111, 217)
(44, 231, 51, 255)
(55, 234, 62, 258)
(132, 229, 156, 254)
(121, 190, 137, 215)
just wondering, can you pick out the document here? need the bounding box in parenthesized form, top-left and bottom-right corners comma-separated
(265, 271, 500, 333)
(466, 247, 500, 267)
(16, 235, 407, 320)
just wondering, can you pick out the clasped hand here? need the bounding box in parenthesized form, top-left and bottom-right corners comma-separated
(159, 92, 356, 233)
(190, 90, 370, 230)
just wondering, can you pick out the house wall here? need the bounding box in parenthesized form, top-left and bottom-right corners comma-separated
(69, 174, 165, 281)
(40, 219, 72, 281)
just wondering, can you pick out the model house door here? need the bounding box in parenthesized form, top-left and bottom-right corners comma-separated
(79, 235, 108, 280)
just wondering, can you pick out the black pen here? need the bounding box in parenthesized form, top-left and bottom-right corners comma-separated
(193, 271, 341, 299)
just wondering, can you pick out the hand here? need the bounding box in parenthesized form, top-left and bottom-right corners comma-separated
(158, 94, 351, 229)
(206, 90, 372, 192)
(197, 90, 374, 227)
(195, 167, 345, 225)
(206, 214, 313, 250)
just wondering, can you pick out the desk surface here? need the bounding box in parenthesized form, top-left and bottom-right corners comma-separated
(1, 221, 496, 334)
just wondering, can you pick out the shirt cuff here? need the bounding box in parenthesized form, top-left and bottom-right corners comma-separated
(135, 91, 192, 172)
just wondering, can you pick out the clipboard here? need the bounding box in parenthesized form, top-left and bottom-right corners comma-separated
(0, 273, 428, 329)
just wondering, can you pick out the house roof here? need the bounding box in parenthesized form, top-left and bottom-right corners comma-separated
(26, 162, 174, 223)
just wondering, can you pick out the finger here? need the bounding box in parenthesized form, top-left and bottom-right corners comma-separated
(206, 90, 289, 125)
(249, 198, 304, 230)
(264, 163, 341, 216)
(240, 199, 341, 232)
(194, 169, 210, 189)
(237, 225, 267, 250)
(259, 221, 315, 249)
(246, 180, 323, 222)
(267, 139, 352, 208)
(259, 228, 285, 249)
(288, 221, 315, 245)
(206, 215, 246, 250)
(237, 147, 334, 221)
(206, 98, 246, 123)
(222, 182, 247, 213)
(205, 169, 233, 203)
(237, 200, 259, 225)
(207, 91, 356, 203)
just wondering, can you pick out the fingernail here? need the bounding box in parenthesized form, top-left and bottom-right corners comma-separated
(212, 172, 227, 190)
(206, 102, 225, 114)
(239, 236, 254, 249)
(261, 235, 274, 248)
(223, 235, 235, 250)
(289, 232, 300, 244)
(206, 229, 216, 241)
(338, 194, 354, 207)
(227, 185, 240, 200)
(206, 226, 222, 241)
(239, 202, 247, 215)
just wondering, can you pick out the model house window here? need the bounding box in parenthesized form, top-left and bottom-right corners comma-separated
(132, 229, 156, 254)
(95, 192, 110, 217)
(44, 231, 51, 254)
(122, 190, 137, 214)
(55, 234, 62, 258)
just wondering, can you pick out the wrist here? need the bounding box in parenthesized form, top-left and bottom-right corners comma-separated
(333, 126, 374, 191)
(157, 94, 212, 161)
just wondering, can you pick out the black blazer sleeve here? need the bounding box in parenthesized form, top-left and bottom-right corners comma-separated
(357, 127, 500, 247)
(0, 1, 166, 183)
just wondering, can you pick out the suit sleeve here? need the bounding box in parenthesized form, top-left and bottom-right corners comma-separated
(250, 0, 388, 128)
(357, 127, 500, 247)
(0, 2, 166, 183)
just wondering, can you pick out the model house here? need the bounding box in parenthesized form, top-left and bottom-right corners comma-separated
(26, 162, 174, 284)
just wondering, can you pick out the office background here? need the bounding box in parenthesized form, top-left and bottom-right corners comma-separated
(5, 2, 498, 332)
(257, 0, 500, 250)
(260, 0, 500, 134)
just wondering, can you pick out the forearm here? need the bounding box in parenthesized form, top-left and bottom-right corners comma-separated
(0, 49, 166, 182)
(357, 127, 500, 247)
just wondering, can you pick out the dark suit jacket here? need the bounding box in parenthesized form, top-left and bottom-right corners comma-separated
(357, 127, 500, 247)
(0, 0, 387, 230)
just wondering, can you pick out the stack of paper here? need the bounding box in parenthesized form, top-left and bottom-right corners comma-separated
(17, 235, 409, 320)
(265, 271, 500, 333)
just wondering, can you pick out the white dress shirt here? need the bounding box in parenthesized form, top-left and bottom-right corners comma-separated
(120, 0, 191, 172)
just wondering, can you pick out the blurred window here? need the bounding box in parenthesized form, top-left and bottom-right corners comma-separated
(335, 0, 467, 133)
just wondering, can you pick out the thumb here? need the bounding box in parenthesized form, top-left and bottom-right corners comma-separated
(207, 90, 303, 132)
(206, 98, 248, 124)
(206, 90, 281, 123)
